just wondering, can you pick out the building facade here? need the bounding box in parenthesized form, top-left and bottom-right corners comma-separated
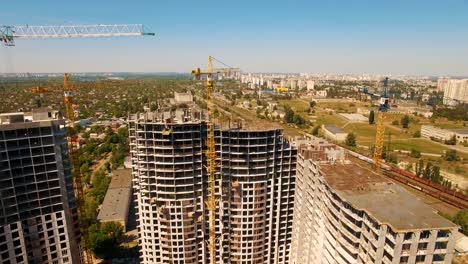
(421, 125, 454, 142)
(129, 111, 296, 264)
(442, 79, 468, 106)
(290, 141, 458, 264)
(0, 110, 79, 264)
(321, 124, 348, 143)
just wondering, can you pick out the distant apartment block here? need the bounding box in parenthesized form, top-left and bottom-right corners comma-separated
(441, 79, 468, 106)
(290, 139, 458, 264)
(307, 80, 315, 91)
(437, 78, 449, 92)
(0, 109, 79, 264)
(321, 124, 348, 142)
(129, 111, 296, 264)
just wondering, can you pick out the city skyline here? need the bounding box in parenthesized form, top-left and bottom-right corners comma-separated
(1, 1, 468, 75)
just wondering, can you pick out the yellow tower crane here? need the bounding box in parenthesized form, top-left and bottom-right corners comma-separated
(371, 77, 390, 171)
(192, 56, 239, 264)
(192, 56, 218, 264)
(63, 73, 93, 264)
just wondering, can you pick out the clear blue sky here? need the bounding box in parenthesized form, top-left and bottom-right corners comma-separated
(1, 0, 468, 75)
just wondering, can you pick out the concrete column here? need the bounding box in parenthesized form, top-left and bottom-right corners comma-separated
(392, 233, 404, 264)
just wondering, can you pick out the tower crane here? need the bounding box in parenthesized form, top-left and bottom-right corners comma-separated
(0, 23, 154, 264)
(191, 56, 238, 264)
(63, 73, 94, 264)
(192, 56, 218, 264)
(0, 24, 154, 46)
(31, 86, 49, 107)
(364, 77, 390, 171)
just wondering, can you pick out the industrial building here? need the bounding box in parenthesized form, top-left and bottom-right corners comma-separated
(421, 125, 454, 142)
(97, 168, 133, 231)
(321, 124, 348, 142)
(0, 109, 79, 264)
(290, 139, 458, 264)
(129, 110, 296, 264)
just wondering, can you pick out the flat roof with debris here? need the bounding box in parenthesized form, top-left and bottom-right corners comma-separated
(97, 168, 133, 225)
(97, 188, 131, 223)
(320, 163, 457, 231)
(109, 169, 132, 189)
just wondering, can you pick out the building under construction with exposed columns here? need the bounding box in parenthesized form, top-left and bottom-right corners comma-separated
(129, 110, 296, 264)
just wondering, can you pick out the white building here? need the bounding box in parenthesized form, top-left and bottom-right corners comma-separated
(129, 112, 296, 264)
(307, 80, 315, 91)
(321, 124, 348, 142)
(452, 129, 468, 143)
(290, 141, 458, 264)
(316, 90, 327, 98)
(0, 110, 80, 263)
(437, 78, 450, 92)
(174, 92, 193, 103)
(290, 79, 297, 90)
(421, 125, 455, 142)
(442, 79, 468, 106)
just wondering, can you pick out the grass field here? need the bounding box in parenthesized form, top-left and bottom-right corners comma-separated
(278, 99, 310, 112)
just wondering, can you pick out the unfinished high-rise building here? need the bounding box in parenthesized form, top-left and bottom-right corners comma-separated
(0, 110, 79, 264)
(290, 138, 459, 264)
(129, 111, 296, 264)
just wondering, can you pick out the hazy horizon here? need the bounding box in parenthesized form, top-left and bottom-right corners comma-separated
(1, 1, 468, 76)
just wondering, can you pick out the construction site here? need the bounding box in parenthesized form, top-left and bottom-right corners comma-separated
(1, 13, 468, 264)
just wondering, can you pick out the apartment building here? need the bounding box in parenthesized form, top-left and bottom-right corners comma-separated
(290, 140, 458, 264)
(129, 110, 296, 264)
(0, 109, 79, 264)
(442, 79, 468, 106)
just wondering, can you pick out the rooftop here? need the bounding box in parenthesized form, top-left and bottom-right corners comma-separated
(97, 168, 133, 225)
(109, 169, 132, 189)
(323, 124, 346, 134)
(320, 163, 457, 231)
(451, 128, 468, 135)
(0, 108, 60, 125)
(97, 187, 131, 223)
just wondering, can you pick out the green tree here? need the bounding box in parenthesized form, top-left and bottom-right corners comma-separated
(309, 101, 316, 108)
(368, 110, 375, 124)
(415, 159, 424, 177)
(444, 150, 459, 161)
(283, 106, 295, 123)
(430, 165, 442, 184)
(312, 125, 320, 136)
(345, 133, 356, 147)
(423, 162, 432, 180)
(409, 149, 421, 158)
(385, 153, 398, 164)
(401, 115, 410, 128)
(444, 135, 456, 145)
(452, 210, 468, 235)
(412, 130, 421, 138)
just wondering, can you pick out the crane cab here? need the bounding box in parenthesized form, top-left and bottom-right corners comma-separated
(378, 97, 390, 112)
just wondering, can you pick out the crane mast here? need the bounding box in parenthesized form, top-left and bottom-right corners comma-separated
(63, 73, 93, 264)
(192, 56, 218, 264)
(372, 77, 390, 171)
